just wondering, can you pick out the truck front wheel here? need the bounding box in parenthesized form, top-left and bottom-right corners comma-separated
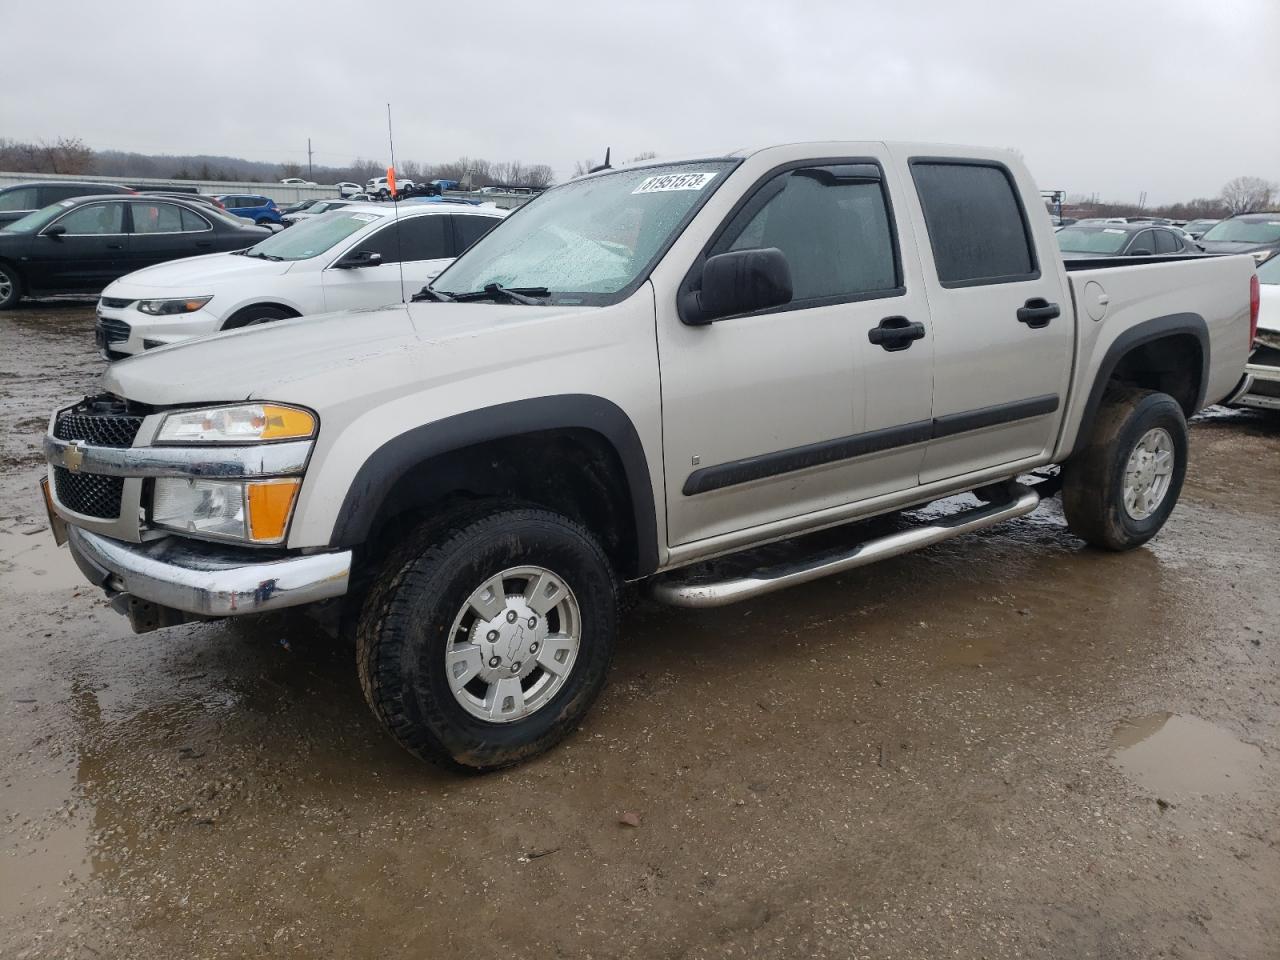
(1062, 387, 1188, 551)
(356, 506, 619, 772)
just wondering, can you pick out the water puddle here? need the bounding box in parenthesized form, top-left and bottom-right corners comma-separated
(0, 524, 81, 594)
(1111, 712, 1264, 798)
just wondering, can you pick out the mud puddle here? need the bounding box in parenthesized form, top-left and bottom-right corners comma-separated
(1112, 712, 1266, 798)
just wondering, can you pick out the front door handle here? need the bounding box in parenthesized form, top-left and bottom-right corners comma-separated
(1017, 298, 1060, 328)
(106, 243, 124, 250)
(868, 315, 926, 352)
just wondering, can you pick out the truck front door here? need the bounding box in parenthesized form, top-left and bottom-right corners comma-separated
(893, 151, 1073, 484)
(656, 152, 935, 547)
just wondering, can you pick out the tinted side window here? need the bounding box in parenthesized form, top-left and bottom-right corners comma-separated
(180, 207, 211, 231)
(453, 214, 501, 253)
(41, 185, 93, 204)
(1129, 231, 1156, 255)
(399, 215, 451, 260)
(351, 224, 404, 264)
(130, 202, 185, 234)
(910, 161, 1036, 285)
(0, 186, 40, 211)
(1153, 230, 1178, 254)
(710, 167, 899, 302)
(56, 202, 125, 234)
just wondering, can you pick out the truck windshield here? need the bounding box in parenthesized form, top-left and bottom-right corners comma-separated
(1201, 219, 1280, 244)
(1056, 227, 1130, 254)
(242, 211, 384, 261)
(431, 160, 737, 303)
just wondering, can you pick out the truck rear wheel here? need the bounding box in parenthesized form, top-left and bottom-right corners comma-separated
(1062, 387, 1187, 551)
(356, 506, 619, 772)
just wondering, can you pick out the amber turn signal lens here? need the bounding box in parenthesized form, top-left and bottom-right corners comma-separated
(246, 478, 301, 543)
(259, 405, 317, 441)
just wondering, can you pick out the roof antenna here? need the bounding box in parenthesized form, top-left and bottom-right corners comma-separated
(386, 103, 407, 303)
(587, 147, 612, 174)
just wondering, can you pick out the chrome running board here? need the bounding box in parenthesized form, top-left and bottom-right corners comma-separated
(650, 483, 1041, 609)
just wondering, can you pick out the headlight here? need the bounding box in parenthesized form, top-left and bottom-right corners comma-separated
(155, 403, 316, 444)
(1250, 250, 1274, 264)
(137, 296, 213, 316)
(152, 477, 301, 544)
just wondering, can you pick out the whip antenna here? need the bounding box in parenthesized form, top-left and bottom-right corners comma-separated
(386, 103, 407, 302)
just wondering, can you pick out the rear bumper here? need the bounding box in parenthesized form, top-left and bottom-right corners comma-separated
(68, 525, 351, 620)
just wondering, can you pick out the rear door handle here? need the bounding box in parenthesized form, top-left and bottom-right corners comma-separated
(868, 315, 926, 352)
(1017, 298, 1060, 328)
(106, 243, 124, 250)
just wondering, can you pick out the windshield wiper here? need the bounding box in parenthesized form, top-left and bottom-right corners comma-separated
(410, 286, 454, 302)
(447, 283, 550, 305)
(249, 251, 285, 261)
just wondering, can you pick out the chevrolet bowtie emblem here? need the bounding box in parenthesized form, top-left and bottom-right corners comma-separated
(64, 441, 86, 474)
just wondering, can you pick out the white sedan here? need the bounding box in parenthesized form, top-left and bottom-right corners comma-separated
(94, 203, 505, 358)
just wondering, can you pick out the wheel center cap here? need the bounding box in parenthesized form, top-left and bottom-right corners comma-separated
(473, 597, 544, 679)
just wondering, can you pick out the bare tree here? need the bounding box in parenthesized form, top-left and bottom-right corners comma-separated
(524, 164, 555, 189)
(571, 158, 599, 178)
(280, 161, 304, 179)
(34, 137, 94, 175)
(1220, 176, 1277, 215)
(630, 151, 658, 162)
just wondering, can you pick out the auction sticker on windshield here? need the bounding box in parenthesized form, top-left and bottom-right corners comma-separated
(632, 172, 718, 194)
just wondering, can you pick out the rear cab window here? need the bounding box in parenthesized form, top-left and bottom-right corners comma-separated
(909, 159, 1038, 286)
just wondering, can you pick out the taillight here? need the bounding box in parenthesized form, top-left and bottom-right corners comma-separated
(1249, 273, 1260, 345)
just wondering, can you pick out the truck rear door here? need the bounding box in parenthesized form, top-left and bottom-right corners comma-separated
(890, 148, 1073, 483)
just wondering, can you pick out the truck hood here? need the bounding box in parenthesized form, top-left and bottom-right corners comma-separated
(104, 251, 293, 293)
(100, 301, 602, 407)
(103, 304, 416, 404)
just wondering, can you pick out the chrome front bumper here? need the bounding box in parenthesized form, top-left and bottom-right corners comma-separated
(1233, 362, 1280, 411)
(68, 525, 351, 621)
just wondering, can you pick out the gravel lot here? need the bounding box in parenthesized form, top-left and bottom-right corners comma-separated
(2, 302, 1278, 959)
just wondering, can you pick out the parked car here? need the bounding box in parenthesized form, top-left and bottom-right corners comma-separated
(280, 177, 317, 186)
(1184, 218, 1220, 240)
(1197, 213, 1280, 265)
(1056, 222, 1199, 259)
(0, 181, 135, 227)
(1230, 252, 1280, 411)
(92, 202, 505, 356)
(335, 182, 362, 197)
(0, 195, 267, 310)
(366, 176, 415, 198)
(279, 198, 323, 216)
(280, 198, 352, 225)
(213, 194, 282, 226)
(40, 142, 1258, 772)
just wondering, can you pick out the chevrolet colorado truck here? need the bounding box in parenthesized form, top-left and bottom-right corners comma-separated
(41, 142, 1260, 771)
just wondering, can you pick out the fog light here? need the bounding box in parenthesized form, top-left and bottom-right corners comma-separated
(152, 477, 301, 544)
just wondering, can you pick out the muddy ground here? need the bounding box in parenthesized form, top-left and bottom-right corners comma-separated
(1, 302, 1277, 960)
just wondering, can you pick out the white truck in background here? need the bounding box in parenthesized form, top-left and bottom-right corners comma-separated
(42, 142, 1259, 772)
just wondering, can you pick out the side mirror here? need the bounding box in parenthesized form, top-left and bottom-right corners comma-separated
(1129, 248, 1153, 257)
(335, 250, 383, 269)
(43, 225, 66, 239)
(681, 247, 793, 325)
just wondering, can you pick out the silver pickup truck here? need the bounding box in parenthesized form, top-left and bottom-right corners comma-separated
(41, 142, 1260, 771)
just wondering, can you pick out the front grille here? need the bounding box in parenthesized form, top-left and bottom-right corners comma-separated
(1252, 378, 1280, 399)
(53, 468, 123, 519)
(99, 296, 135, 309)
(53, 396, 145, 448)
(96, 316, 131, 344)
(1250, 344, 1280, 367)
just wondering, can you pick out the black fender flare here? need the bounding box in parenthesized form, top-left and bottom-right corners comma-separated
(328, 394, 660, 576)
(1069, 312, 1208, 459)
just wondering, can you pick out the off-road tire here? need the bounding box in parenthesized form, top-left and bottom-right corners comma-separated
(1062, 387, 1188, 550)
(0, 262, 23, 310)
(356, 505, 619, 772)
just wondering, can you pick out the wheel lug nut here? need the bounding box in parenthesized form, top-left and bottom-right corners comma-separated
(527, 616, 537, 628)
(488, 656, 501, 668)
(487, 630, 499, 642)
(510, 662, 521, 673)
(529, 642, 539, 654)
(506, 611, 517, 623)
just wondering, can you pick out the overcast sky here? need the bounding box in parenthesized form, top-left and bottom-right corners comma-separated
(2, 0, 1276, 203)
